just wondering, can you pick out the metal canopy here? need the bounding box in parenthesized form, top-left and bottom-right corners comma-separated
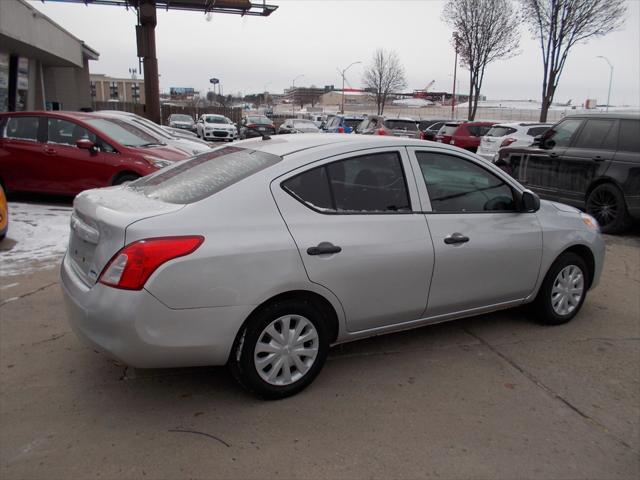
(40, 0, 278, 16)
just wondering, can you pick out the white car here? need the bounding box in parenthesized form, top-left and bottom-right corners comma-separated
(478, 123, 552, 162)
(196, 114, 237, 142)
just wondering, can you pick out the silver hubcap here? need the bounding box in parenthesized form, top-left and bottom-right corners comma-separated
(551, 265, 584, 316)
(254, 315, 319, 386)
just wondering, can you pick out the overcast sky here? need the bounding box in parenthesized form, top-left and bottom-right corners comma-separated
(31, 0, 640, 106)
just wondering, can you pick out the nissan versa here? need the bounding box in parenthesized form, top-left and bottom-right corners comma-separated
(61, 135, 604, 399)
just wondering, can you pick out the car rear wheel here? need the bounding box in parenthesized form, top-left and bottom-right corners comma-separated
(532, 252, 588, 325)
(230, 299, 329, 399)
(586, 183, 630, 234)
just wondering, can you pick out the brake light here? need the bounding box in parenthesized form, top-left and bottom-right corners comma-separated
(501, 138, 517, 147)
(98, 236, 204, 290)
(376, 128, 387, 135)
(247, 124, 258, 128)
(337, 127, 345, 133)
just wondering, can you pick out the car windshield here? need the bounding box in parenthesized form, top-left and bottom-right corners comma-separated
(129, 146, 281, 204)
(385, 120, 418, 131)
(247, 116, 271, 125)
(205, 116, 229, 124)
(485, 126, 517, 137)
(85, 118, 162, 147)
(171, 115, 193, 123)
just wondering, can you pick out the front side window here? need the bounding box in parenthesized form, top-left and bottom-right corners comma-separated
(441, 124, 459, 135)
(416, 151, 515, 213)
(283, 151, 411, 213)
(4, 116, 40, 141)
(47, 118, 93, 146)
(573, 119, 618, 150)
(545, 119, 583, 148)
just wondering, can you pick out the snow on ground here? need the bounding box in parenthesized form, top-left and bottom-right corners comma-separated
(0, 202, 72, 277)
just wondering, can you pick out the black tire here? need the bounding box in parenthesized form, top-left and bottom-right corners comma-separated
(229, 298, 329, 399)
(586, 183, 630, 234)
(113, 174, 140, 186)
(532, 252, 589, 325)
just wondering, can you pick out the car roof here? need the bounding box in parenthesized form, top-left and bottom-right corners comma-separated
(490, 122, 553, 128)
(236, 133, 465, 157)
(563, 112, 639, 120)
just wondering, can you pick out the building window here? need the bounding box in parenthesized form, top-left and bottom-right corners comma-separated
(90, 81, 96, 98)
(109, 81, 119, 100)
(131, 83, 140, 103)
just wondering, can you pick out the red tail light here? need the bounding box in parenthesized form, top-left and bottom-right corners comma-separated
(99, 236, 204, 290)
(376, 128, 387, 136)
(337, 127, 345, 133)
(500, 137, 517, 148)
(247, 124, 258, 128)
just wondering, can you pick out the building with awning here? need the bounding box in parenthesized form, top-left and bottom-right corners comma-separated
(0, 0, 99, 112)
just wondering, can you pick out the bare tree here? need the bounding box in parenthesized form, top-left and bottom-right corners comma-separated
(520, 0, 626, 122)
(443, 0, 520, 120)
(362, 49, 407, 115)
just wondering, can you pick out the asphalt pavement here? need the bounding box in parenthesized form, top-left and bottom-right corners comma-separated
(0, 228, 638, 479)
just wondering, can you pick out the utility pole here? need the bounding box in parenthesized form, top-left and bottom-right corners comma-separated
(136, 0, 161, 123)
(451, 33, 460, 120)
(596, 56, 613, 112)
(291, 74, 304, 116)
(339, 61, 361, 114)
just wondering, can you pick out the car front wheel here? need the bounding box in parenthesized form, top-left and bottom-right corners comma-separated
(230, 299, 329, 399)
(532, 252, 588, 325)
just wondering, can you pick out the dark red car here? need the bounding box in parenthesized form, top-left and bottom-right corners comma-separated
(0, 111, 190, 196)
(435, 121, 496, 153)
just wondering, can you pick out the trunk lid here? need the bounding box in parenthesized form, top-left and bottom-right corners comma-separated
(68, 186, 184, 286)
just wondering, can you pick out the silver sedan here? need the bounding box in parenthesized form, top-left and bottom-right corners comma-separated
(61, 134, 605, 399)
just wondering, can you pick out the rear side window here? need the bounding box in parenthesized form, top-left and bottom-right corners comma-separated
(4, 116, 40, 141)
(618, 120, 640, 153)
(526, 126, 550, 137)
(573, 119, 618, 149)
(283, 152, 411, 213)
(547, 119, 583, 148)
(130, 146, 281, 204)
(486, 126, 517, 137)
(416, 151, 515, 213)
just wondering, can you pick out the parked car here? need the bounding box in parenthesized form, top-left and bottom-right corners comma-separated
(0, 183, 7, 241)
(435, 121, 496, 152)
(278, 119, 320, 134)
(324, 114, 364, 133)
(238, 115, 276, 139)
(496, 113, 640, 234)
(196, 114, 238, 142)
(99, 111, 211, 155)
(309, 114, 325, 128)
(477, 122, 552, 162)
(418, 119, 448, 141)
(0, 111, 189, 196)
(61, 134, 604, 399)
(357, 115, 420, 138)
(167, 114, 196, 132)
(162, 126, 199, 139)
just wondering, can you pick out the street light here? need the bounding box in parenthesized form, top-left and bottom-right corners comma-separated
(338, 61, 361, 114)
(291, 74, 304, 115)
(596, 56, 613, 112)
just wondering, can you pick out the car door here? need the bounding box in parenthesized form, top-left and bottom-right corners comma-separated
(271, 147, 435, 333)
(556, 118, 619, 208)
(45, 117, 117, 194)
(0, 115, 49, 192)
(515, 118, 584, 202)
(408, 147, 542, 317)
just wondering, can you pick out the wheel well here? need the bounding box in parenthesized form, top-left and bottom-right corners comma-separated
(585, 178, 622, 202)
(242, 290, 340, 344)
(561, 245, 596, 289)
(111, 171, 140, 185)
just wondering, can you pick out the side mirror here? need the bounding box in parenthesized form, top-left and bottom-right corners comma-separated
(76, 139, 95, 151)
(521, 190, 540, 212)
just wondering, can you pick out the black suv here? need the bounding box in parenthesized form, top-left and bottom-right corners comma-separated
(496, 113, 640, 233)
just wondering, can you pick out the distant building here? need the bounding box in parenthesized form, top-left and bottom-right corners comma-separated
(90, 74, 145, 104)
(0, 0, 99, 112)
(319, 90, 375, 107)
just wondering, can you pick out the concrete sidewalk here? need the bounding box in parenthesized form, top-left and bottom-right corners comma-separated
(1, 236, 638, 479)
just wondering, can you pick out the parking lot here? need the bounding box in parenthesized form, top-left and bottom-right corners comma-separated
(0, 199, 638, 479)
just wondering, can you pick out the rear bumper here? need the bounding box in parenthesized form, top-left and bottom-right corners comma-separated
(60, 254, 252, 368)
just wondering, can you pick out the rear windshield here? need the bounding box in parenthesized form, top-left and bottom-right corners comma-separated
(467, 125, 493, 137)
(385, 120, 418, 131)
(170, 115, 193, 122)
(129, 146, 281, 204)
(247, 116, 272, 125)
(441, 124, 459, 135)
(344, 118, 363, 128)
(486, 126, 517, 137)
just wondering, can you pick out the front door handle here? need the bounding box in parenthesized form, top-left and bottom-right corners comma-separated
(592, 155, 607, 162)
(549, 152, 559, 158)
(444, 233, 470, 245)
(307, 242, 342, 256)
(43, 146, 57, 155)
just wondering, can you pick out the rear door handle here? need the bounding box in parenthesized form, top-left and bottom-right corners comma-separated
(549, 152, 559, 158)
(444, 233, 470, 245)
(592, 155, 607, 162)
(307, 242, 342, 256)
